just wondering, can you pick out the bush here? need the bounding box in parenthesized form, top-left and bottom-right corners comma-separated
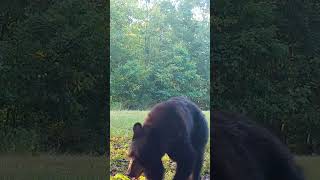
(0, 128, 40, 153)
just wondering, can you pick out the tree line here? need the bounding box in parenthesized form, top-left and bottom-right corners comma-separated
(110, 0, 210, 110)
(1, 0, 319, 155)
(0, 0, 107, 154)
(212, 0, 320, 154)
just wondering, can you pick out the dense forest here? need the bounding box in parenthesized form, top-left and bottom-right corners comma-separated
(110, 0, 210, 110)
(0, 0, 108, 154)
(212, 0, 320, 154)
(1, 0, 320, 155)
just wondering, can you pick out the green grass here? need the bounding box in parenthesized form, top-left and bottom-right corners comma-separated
(0, 154, 107, 179)
(110, 111, 320, 180)
(110, 111, 210, 179)
(0, 155, 318, 180)
(0, 111, 319, 179)
(297, 156, 320, 180)
(110, 111, 210, 136)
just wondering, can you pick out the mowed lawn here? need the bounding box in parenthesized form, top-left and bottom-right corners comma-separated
(110, 110, 211, 179)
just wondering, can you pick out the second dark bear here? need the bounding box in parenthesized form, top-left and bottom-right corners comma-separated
(126, 97, 209, 180)
(213, 110, 305, 180)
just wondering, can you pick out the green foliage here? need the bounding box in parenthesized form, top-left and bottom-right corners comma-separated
(110, 0, 210, 110)
(110, 173, 131, 180)
(0, 0, 107, 153)
(0, 128, 39, 153)
(212, 0, 320, 154)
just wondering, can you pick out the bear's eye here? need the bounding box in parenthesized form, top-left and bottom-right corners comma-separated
(128, 152, 143, 163)
(128, 151, 134, 157)
(128, 151, 140, 158)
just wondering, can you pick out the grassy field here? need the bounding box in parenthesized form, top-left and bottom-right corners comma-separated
(0, 154, 318, 180)
(110, 111, 211, 179)
(0, 154, 107, 179)
(0, 111, 319, 179)
(297, 156, 320, 180)
(110, 111, 320, 180)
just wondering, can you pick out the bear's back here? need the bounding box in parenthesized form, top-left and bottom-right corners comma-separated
(143, 97, 202, 139)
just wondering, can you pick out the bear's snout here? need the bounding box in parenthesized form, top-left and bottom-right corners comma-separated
(126, 158, 143, 179)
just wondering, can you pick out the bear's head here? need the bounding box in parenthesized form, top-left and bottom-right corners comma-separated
(126, 122, 163, 179)
(126, 122, 145, 178)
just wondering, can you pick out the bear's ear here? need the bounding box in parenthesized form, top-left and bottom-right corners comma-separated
(133, 122, 143, 135)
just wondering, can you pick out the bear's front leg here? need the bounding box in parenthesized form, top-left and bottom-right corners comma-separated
(174, 158, 194, 180)
(173, 144, 195, 180)
(144, 159, 164, 180)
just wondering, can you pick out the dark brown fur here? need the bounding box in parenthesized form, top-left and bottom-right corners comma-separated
(127, 97, 208, 180)
(213, 110, 305, 180)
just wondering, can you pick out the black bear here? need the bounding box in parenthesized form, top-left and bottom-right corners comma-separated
(126, 97, 209, 180)
(213, 110, 305, 180)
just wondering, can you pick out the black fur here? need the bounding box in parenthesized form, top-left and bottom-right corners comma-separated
(212, 111, 305, 180)
(129, 97, 209, 180)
